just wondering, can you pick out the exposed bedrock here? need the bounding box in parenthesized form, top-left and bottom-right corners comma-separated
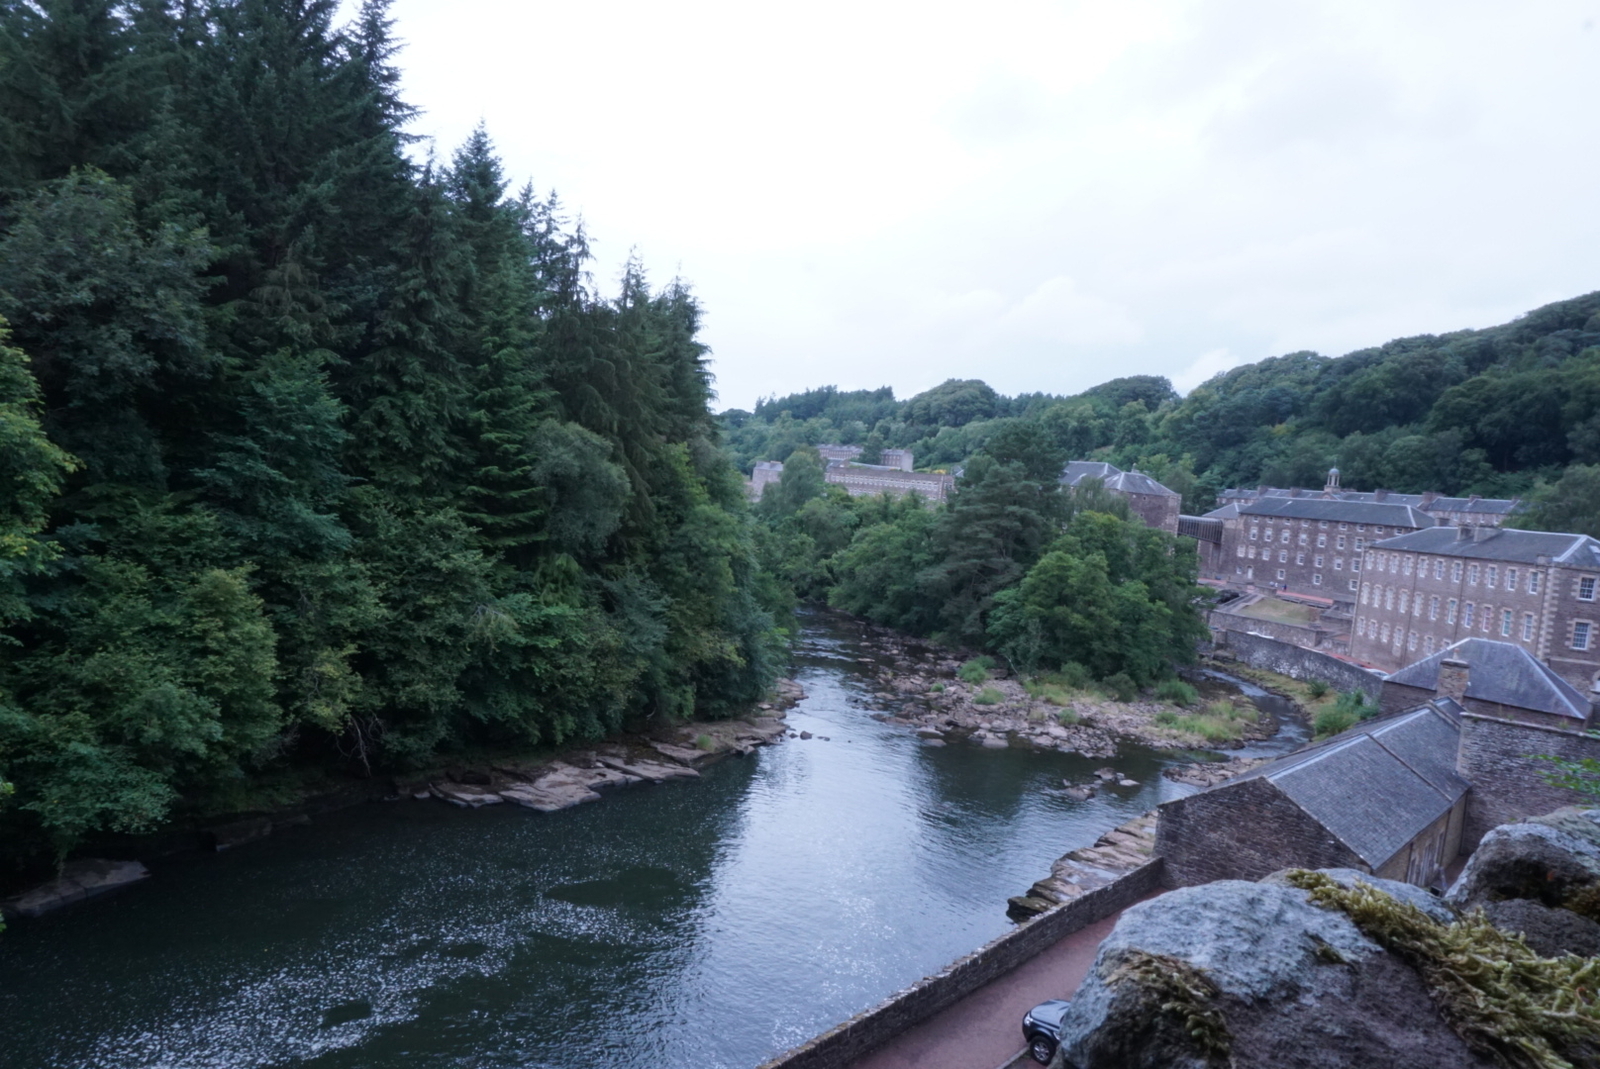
(1446, 806, 1600, 956)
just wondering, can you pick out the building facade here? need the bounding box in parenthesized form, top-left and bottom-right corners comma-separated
(1060, 461, 1181, 534)
(1220, 468, 1519, 528)
(816, 444, 913, 471)
(748, 451, 955, 504)
(1216, 497, 1435, 601)
(1349, 527, 1600, 694)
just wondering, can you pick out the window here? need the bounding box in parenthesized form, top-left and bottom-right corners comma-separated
(1281, 530, 1290, 544)
(1319, 521, 1329, 529)
(1468, 564, 1480, 585)
(1355, 538, 1366, 552)
(1299, 533, 1308, 547)
(1506, 568, 1517, 590)
(1358, 524, 1367, 532)
(1314, 555, 1324, 568)
(1250, 527, 1258, 540)
(1276, 569, 1286, 581)
(1357, 616, 1366, 636)
(1340, 523, 1349, 531)
(1433, 560, 1445, 580)
(1381, 623, 1391, 642)
(1237, 544, 1246, 558)
(1486, 566, 1498, 589)
(1576, 621, 1593, 651)
(1463, 602, 1475, 628)
(1581, 577, 1597, 601)
(1296, 552, 1305, 566)
(1408, 629, 1417, 651)
(1403, 557, 1413, 576)
(1385, 587, 1395, 610)
(1451, 561, 1464, 582)
(1313, 573, 1323, 586)
(1424, 635, 1435, 655)
(1399, 591, 1410, 614)
(1278, 550, 1288, 563)
(1337, 535, 1347, 549)
(1429, 595, 1439, 621)
(1415, 595, 1424, 617)
(1481, 605, 1492, 631)
(1375, 526, 1386, 535)
(1352, 559, 1361, 573)
(1317, 534, 1327, 548)
(1248, 546, 1257, 559)
(1522, 614, 1535, 641)
(1530, 571, 1542, 594)
(1501, 609, 1513, 636)
(1447, 598, 1458, 624)
(1349, 579, 1358, 592)
(1390, 556, 1399, 574)
(1334, 557, 1344, 570)
(1361, 584, 1370, 605)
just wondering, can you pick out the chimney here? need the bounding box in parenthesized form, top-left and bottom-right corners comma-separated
(1421, 491, 1439, 507)
(1438, 656, 1470, 703)
(1374, 489, 1388, 502)
(1290, 487, 1302, 497)
(1473, 525, 1497, 543)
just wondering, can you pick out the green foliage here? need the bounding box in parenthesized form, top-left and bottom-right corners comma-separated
(1313, 690, 1374, 738)
(1101, 672, 1139, 703)
(972, 686, 1003, 706)
(1056, 708, 1081, 727)
(1289, 870, 1600, 1069)
(958, 656, 995, 684)
(1154, 700, 1259, 743)
(1307, 678, 1331, 699)
(929, 681, 944, 693)
(1155, 679, 1200, 706)
(1533, 734, 1600, 799)
(1512, 464, 1600, 540)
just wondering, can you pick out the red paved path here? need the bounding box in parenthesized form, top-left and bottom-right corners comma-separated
(847, 896, 1155, 1069)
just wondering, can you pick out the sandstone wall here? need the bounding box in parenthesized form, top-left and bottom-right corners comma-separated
(1219, 629, 1383, 701)
(1155, 778, 1365, 887)
(1456, 714, 1600, 847)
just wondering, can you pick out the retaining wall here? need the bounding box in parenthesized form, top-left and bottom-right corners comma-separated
(1218, 629, 1382, 701)
(754, 859, 1163, 1069)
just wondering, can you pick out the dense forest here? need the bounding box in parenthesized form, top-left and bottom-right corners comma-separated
(723, 291, 1600, 529)
(0, 0, 789, 867)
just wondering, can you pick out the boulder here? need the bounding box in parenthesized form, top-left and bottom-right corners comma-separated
(1053, 877, 1495, 1069)
(1445, 807, 1600, 957)
(431, 783, 504, 808)
(593, 755, 699, 783)
(1482, 898, 1600, 958)
(649, 741, 711, 764)
(2, 859, 150, 918)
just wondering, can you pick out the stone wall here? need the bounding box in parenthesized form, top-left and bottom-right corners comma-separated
(1210, 609, 1334, 651)
(753, 859, 1164, 1069)
(1217, 629, 1383, 701)
(1155, 777, 1365, 887)
(1125, 491, 1181, 535)
(1456, 714, 1600, 846)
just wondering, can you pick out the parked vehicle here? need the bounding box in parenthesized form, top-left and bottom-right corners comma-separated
(1022, 999, 1072, 1064)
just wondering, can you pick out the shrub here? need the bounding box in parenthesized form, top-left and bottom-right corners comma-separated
(973, 686, 1004, 705)
(1315, 690, 1373, 737)
(695, 733, 716, 750)
(1056, 709, 1081, 727)
(1025, 680, 1073, 706)
(1056, 662, 1094, 689)
(929, 682, 945, 693)
(1155, 679, 1200, 707)
(1307, 679, 1331, 699)
(1156, 701, 1260, 743)
(958, 656, 995, 684)
(1101, 672, 1138, 703)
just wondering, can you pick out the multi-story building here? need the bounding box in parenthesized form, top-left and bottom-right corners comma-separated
(816, 444, 913, 471)
(748, 450, 955, 503)
(1349, 526, 1600, 695)
(1213, 496, 1435, 601)
(1060, 461, 1181, 534)
(1219, 468, 1520, 528)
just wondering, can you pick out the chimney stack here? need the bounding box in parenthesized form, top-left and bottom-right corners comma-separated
(1473, 525, 1497, 543)
(1421, 491, 1439, 507)
(1374, 489, 1388, 502)
(1438, 655, 1470, 703)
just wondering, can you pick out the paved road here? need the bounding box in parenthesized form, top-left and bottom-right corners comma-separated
(847, 896, 1156, 1069)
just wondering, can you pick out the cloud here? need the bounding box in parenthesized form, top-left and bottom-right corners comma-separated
(994, 277, 1144, 348)
(1172, 348, 1251, 394)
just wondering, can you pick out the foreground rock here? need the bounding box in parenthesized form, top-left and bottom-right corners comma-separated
(1446, 806, 1600, 957)
(1051, 875, 1495, 1069)
(2, 859, 150, 919)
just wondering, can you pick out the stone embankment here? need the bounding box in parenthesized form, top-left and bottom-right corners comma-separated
(1008, 811, 1159, 919)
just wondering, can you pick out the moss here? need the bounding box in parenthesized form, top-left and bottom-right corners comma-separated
(1564, 883, 1600, 925)
(1288, 869, 1600, 1069)
(1108, 949, 1232, 1061)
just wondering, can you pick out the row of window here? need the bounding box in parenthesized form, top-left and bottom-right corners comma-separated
(1358, 553, 1585, 599)
(1354, 613, 1576, 650)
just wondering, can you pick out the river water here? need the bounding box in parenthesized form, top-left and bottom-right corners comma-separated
(0, 617, 1304, 1069)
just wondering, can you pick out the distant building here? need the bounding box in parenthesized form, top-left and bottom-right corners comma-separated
(1060, 461, 1181, 534)
(1349, 526, 1600, 695)
(1219, 467, 1520, 528)
(1213, 496, 1435, 601)
(748, 448, 954, 504)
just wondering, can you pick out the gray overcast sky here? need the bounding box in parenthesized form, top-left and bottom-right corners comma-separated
(380, 0, 1600, 411)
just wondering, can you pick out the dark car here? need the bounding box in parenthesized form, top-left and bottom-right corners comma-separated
(1022, 999, 1072, 1064)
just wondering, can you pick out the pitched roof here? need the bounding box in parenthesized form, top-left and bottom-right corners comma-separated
(1371, 527, 1600, 568)
(1386, 638, 1593, 717)
(1220, 487, 1519, 515)
(1061, 461, 1180, 497)
(1221, 706, 1468, 868)
(1239, 497, 1435, 528)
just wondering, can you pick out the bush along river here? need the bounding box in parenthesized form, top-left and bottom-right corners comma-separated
(0, 613, 1310, 1069)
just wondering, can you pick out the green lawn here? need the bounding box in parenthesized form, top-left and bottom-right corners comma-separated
(1236, 597, 1319, 627)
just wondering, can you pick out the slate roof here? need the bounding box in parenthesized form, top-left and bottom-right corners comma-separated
(1371, 527, 1600, 569)
(1239, 497, 1436, 528)
(1386, 638, 1593, 718)
(1061, 461, 1179, 497)
(1220, 706, 1467, 868)
(1221, 487, 1519, 515)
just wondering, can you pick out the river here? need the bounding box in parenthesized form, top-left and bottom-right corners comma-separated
(0, 616, 1305, 1069)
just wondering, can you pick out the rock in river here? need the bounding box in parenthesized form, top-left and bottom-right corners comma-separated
(2, 859, 150, 919)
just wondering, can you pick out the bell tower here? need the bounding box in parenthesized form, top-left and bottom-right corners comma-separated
(1324, 466, 1341, 493)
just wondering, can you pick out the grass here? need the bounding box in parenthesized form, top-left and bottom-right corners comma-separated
(1155, 679, 1200, 707)
(958, 656, 996, 684)
(1289, 870, 1600, 1069)
(973, 686, 1004, 705)
(1057, 708, 1081, 727)
(1313, 690, 1376, 738)
(1024, 680, 1075, 706)
(929, 681, 945, 693)
(695, 733, 716, 750)
(1154, 700, 1260, 743)
(1236, 597, 1319, 626)
(1225, 662, 1346, 724)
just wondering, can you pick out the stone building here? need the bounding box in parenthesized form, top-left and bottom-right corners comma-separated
(1348, 526, 1600, 694)
(1155, 704, 1469, 889)
(816, 444, 914, 471)
(1220, 468, 1519, 528)
(747, 451, 955, 504)
(1214, 496, 1435, 601)
(1059, 461, 1181, 534)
